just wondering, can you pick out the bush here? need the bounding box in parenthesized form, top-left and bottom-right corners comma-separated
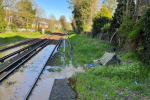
(9, 23, 17, 32)
(9, 23, 17, 29)
(92, 17, 112, 35)
(101, 23, 111, 33)
(0, 15, 7, 33)
(88, 61, 149, 81)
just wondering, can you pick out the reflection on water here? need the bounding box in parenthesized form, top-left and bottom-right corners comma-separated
(29, 65, 84, 100)
(0, 42, 84, 100)
(0, 44, 29, 60)
(0, 45, 55, 100)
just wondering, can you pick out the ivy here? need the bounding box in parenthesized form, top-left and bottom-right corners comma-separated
(143, 8, 150, 64)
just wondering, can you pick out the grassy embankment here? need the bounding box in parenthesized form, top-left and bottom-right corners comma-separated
(69, 31, 150, 100)
(0, 30, 61, 49)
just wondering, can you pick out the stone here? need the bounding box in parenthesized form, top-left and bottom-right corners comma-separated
(99, 52, 119, 66)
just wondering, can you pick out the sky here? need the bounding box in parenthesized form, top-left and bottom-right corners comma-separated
(34, 0, 73, 22)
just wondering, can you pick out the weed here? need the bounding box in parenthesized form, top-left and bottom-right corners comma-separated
(68, 33, 113, 66)
(20, 69, 24, 72)
(14, 69, 19, 72)
(58, 68, 61, 72)
(121, 52, 139, 61)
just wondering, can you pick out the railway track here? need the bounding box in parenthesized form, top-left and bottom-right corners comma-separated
(0, 31, 68, 100)
(24, 37, 63, 100)
(0, 33, 53, 52)
(0, 35, 55, 62)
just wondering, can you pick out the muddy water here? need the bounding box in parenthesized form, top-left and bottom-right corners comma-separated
(29, 65, 84, 100)
(0, 44, 29, 60)
(0, 45, 55, 100)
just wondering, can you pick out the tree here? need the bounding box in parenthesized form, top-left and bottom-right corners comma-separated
(49, 14, 56, 30)
(59, 15, 67, 30)
(92, 2, 112, 35)
(67, 0, 101, 33)
(109, 0, 127, 33)
(0, 0, 7, 33)
(35, 6, 46, 30)
(104, 0, 118, 14)
(16, 0, 36, 29)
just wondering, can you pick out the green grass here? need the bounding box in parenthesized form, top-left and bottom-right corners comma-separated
(68, 31, 114, 65)
(0, 31, 43, 49)
(43, 30, 62, 34)
(0, 30, 62, 49)
(121, 52, 139, 61)
(69, 31, 150, 99)
(73, 62, 150, 99)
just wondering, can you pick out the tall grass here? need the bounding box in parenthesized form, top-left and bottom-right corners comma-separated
(69, 32, 113, 65)
(69, 31, 150, 99)
(0, 31, 43, 49)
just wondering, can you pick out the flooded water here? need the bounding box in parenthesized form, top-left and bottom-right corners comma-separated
(29, 65, 84, 100)
(0, 45, 55, 100)
(0, 39, 84, 100)
(0, 44, 29, 60)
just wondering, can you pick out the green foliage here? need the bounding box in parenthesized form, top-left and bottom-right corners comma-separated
(92, 17, 112, 35)
(73, 60, 150, 99)
(68, 0, 99, 33)
(142, 8, 150, 64)
(69, 32, 113, 65)
(92, 2, 112, 35)
(101, 23, 111, 33)
(120, 14, 134, 37)
(0, 15, 7, 33)
(17, 0, 36, 28)
(89, 61, 149, 81)
(121, 52, 139, 61)
(109, 0, 126, 33)
(9, 23, 17, 30)
(9, 23, 17, 32)
(0, 31, 43, 45)
(59, 15, 67, 30)
(98, 3, 113, 18)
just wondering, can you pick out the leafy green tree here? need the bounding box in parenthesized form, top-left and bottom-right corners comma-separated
(59, 15, 67, 30)
(92, 2, 112, 35)
(109, 0, 127, 33)
(0, 1, 7, 33)
(67, 0, 101, 33)
(104, 0, 118, 14)
(16, 0, 36, 29)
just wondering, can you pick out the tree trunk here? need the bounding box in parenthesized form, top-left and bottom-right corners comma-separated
(8, 0, 10, 25)
(5, 0, 7, 21)
(27, 18, 28, 29)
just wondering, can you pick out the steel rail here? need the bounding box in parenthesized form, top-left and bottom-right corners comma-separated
(24, 38, 63, 100)
(0, 39, 53, 82)
(0, 39, 45, 62)
(0, 38, 38, 52)
(0, 34, 55, 62)
(0, 39, 53, 76)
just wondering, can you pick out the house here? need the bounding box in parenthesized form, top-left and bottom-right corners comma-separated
(32, 20, 49, 29)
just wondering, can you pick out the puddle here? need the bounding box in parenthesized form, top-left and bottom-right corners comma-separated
(0, 45, 55, 100)
(29, 65, 84, 100)
(0, 44, 29, 61)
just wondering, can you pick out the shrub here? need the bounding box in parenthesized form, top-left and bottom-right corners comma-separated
(101, 23, 111, 33)
(9, 23, 17, 29)
(88, 61, 149, 81)
(0, 15, 7, 33)
(9, 23, 17, 32)
(92, 17, 112, 35)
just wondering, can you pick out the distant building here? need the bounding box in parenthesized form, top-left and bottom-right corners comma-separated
(32, 20, 48, 29)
